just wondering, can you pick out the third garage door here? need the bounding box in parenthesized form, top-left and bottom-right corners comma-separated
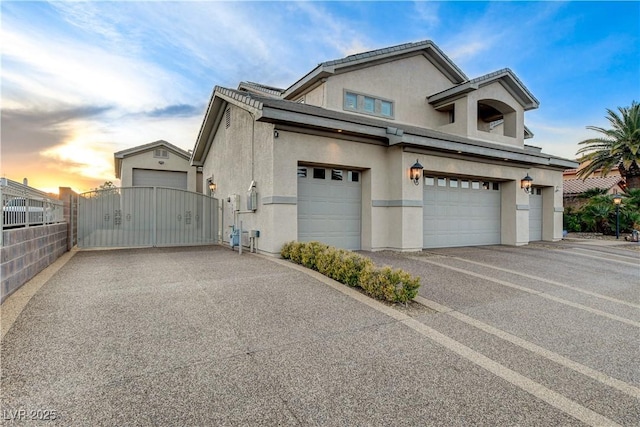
(528, 188, 543, 241)
(423, 176, 501, 248)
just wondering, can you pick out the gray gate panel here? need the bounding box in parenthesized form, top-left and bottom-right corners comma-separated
(78, 187, 217, 248)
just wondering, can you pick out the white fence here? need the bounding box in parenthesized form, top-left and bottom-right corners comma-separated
(1, 178, 65, 241)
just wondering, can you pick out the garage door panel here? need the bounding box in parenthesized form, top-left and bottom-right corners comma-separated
(529, 191, 543, 241)
(132, 169, 188, 190)
(298, 167, 361, 250)
(424, 176, 501, 248)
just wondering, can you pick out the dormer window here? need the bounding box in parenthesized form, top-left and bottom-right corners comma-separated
(344, 90, 394, 119)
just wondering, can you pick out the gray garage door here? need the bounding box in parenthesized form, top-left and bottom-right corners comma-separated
(529, 188, 543, 241)
(133, 169, 188, 190)
(423, 176, 501, 248)
(297, 166, 361, 250)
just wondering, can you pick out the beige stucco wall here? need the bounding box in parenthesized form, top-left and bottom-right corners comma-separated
(200, 107, 564, 255)
(322, 55, 453, 129)
(120, 149, 197, 191)
(200, 104, 277, 251)
(268, 130, 564, 253)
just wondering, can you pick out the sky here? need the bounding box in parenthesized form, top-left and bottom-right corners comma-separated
(1, 1, 639, 194)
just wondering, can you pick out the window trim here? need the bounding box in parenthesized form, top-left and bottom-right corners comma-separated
(343, 89, 395, 119)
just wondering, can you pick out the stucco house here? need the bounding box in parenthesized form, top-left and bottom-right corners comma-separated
(190, 40, 577, 255)
(115, 140, 200, 192)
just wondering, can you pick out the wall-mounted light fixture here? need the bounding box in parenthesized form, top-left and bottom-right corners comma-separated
(207, 177, 217, 193)
(274, 130, 279, 138)
(410, 159, 423, 185)
(520, 173, 533, 194)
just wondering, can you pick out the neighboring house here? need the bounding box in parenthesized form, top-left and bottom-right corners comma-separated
(114, 140, 201, 192)
(563, 166, 625, 209)
(190, 40, 578, 255)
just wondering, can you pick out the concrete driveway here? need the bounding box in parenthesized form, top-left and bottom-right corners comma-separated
(1, 243, 638, 425)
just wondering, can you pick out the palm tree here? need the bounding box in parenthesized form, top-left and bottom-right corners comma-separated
(576, 101, 640, 189)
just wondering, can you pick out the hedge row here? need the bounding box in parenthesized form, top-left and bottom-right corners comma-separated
(281, 241, 420, 303)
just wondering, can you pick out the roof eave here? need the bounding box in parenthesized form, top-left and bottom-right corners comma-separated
(258, 102, 574, 170)
(283, 67, 334, 100)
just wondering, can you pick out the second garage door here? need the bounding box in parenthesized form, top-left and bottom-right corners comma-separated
(132, 169, 188, 190)
(297, 166, 361, 250)
(423, 176, 501, 248)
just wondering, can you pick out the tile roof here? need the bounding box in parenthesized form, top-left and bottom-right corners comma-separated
(563, 176, 624, 195)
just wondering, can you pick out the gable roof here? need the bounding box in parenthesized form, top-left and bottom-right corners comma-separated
(428, 68, 539, 110)
(191, 86, 576, 170)
(563, 176, 624, 195)
(114, 140, 191, 179)
(282, 40, 468, 101)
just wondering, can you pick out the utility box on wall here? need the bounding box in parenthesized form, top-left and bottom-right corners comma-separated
(247, 189, 258, 211)
(227, 194, 240, 212)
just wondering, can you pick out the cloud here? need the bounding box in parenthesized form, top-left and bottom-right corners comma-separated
(146, 104, 201, 118)
(1, 105, 113, 155)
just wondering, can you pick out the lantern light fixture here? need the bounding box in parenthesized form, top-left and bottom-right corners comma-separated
(207, 177, 217, 193)
(410, 159, 423, 185)
(521, 173, 533, 194)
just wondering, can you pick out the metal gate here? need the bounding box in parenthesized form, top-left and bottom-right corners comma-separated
(77, 187, 218, 248)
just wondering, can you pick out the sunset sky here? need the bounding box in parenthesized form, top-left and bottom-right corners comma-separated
(2, 1, 639, 194)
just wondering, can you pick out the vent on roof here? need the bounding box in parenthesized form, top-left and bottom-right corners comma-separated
(154, 149, 169, 159)
(225, 108, 231, 129)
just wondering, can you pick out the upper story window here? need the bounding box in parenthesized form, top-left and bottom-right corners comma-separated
(343, 90, 394, 119)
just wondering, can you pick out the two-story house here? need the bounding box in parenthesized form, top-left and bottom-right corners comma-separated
(190, 40, 577, 254)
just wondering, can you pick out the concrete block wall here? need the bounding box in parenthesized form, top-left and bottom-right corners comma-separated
(1, 223, 68, 303)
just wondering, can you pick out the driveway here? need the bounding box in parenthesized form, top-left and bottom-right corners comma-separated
(1, 243, 638, 425)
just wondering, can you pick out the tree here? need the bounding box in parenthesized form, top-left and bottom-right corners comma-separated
(576, 101, 640, 189)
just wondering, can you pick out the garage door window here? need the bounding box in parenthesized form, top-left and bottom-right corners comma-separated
(297, 167, 307, 178)
(331, 169, 343, 181)
(349, 171, 359, 182)
(425, 176, 435, 186)
(313, 168, 326, 179)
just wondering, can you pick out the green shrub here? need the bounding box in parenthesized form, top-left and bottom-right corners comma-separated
(280, 241, 420, 303)
(280, 241, 294, 259)
(359, 266, 421, 303)
(299, 241, 329, 270)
